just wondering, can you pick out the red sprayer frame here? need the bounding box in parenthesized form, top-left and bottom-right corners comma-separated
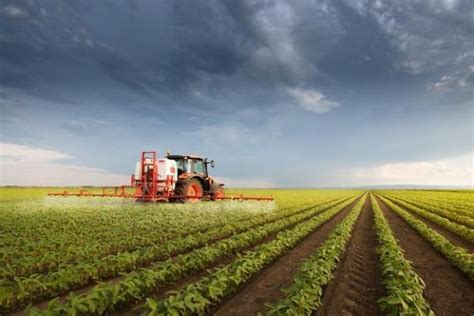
(48, 151, 273, 202)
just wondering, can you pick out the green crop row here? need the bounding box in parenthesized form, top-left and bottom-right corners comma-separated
(382, 194, 474, 228)
(21, 196, 360, 315)
(0, 198, 294, 279)
(371, 195, 433, 315)
(265, 195, 365, 315)
(401, 194, 473, 218)
(378, 195, 474, 279)
(137, 196, 362, 315)
(376, 190, 473, 217)
(380, 194, 474, 243)
(1, 191, 357, 280)
(1, 196, 330, 284)
(0, 203, 263, 278)
(1, 194, 356, 313)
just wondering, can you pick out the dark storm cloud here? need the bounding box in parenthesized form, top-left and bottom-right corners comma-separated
(0, 1, 329, 95)
(312, 1, 396, 84)
(0, 0, 472, 106)
(343, 0, 474, 74)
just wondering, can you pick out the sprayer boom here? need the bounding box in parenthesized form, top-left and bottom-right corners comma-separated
(48, 151, 273, 203)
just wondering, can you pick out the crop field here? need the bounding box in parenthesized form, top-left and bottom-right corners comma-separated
(0, 188, 473, 315)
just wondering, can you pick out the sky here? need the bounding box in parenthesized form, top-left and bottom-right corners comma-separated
(0, 0, 473, 187)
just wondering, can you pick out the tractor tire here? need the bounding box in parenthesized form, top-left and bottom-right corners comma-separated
(211, 186, 225, 201)
(174, 179, 203, 203)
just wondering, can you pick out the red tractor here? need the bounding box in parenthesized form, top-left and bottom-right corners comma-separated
(165, 154, 225, 202)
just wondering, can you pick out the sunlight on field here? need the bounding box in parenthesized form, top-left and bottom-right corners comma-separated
(39, 196, 277, 213)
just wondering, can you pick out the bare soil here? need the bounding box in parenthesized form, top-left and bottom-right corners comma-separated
(316, 195, 384, 316)
(387, 197, 474, 252)
(211, 197, 362, 316)
(377, 196, 474, 316)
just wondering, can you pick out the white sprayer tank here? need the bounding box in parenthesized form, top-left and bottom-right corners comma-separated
(134, 158, 178, 191)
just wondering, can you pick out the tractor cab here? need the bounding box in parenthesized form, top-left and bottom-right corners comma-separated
(165, 154, 214, 178)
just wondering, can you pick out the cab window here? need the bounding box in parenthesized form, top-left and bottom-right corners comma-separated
(176, 159, 184, 170)
(194, 160, 204, 174)
(176, 159, 191, 174)
(175, 159, 184, 174)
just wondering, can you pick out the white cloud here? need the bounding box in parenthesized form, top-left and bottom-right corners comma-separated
(345, 153, 473, 187)
(429, 75, 457, 90)
(287, 87, 339, 113)
(64, 117, 111, 130)
(0, 143, 72, 162)
(0, 162, 130, 186)
(429, 0, 461, 11)
(1, 5, 26, 18)
(216, 176, 275, 188)
(428, 69, 474, 91)
(0, 143, 129, 186)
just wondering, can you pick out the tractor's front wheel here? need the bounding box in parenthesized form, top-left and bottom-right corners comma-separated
(174, 179, 203, 203)
(211, 186, 225, 201)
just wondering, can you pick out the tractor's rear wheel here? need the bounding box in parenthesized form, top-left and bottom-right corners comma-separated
(174, 179, 203, 203)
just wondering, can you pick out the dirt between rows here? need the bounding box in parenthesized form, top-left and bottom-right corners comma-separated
(210, 197, 363, 316)
(376, 196, 474, 316)
(386, 197, 474, 253)
(316, 195, 384, 316)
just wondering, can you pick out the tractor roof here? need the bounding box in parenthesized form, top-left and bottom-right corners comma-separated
(166, 154, 204, 160)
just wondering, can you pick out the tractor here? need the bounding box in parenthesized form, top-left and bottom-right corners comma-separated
(49, 151, 272, 203)
(165, 154, 225, 203)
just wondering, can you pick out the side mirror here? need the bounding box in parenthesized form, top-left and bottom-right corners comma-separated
(210, 160, 215, 168)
